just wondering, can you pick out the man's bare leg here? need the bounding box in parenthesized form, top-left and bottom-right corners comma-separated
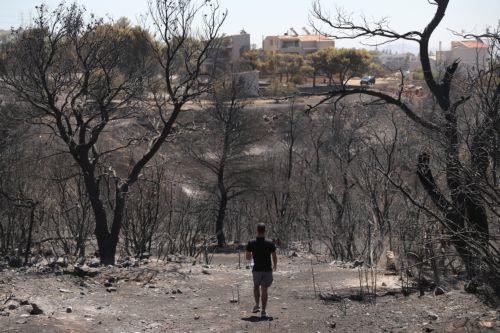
(253, 285, 260, 307)
(260, 286, 268, 313)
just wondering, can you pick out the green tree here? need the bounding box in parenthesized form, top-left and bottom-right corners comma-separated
(299, 63, 314, 85)
(334, 48, 372, 83)
(367, 62, 386, 77)
(269, 53, 304, 83)
(308, 47, 372, 86)
(238, 49, 260, 71)
(308, 47, 337, 86)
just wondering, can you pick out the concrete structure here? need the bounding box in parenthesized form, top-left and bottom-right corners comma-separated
(263, 28, 334, 55)
(436, 39, 490, 69)
(233, 70, 260, 97)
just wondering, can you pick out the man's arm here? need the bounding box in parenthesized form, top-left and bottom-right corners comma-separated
(272, 251, 278, 271)
(245, 241, 253, 261)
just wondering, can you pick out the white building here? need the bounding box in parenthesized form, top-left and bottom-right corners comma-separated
(204, 30, 251, 73)
(227, 31, 251, 65)
(374, 52, 417, 71)
(233, 70, 260, 97)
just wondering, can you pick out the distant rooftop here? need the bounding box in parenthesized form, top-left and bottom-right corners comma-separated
(271, 34, 333, 42)
(452, 40, 489, 49)
(266, 27, 334, 42)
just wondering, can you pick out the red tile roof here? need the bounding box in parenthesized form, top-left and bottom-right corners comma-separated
(453, 41, 489, 49)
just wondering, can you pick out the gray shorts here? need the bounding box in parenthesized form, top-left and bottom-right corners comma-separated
(252, 271, 273, 287)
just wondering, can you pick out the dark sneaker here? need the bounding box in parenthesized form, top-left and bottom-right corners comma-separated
(261, 311, 268, 319)
(252, 305, 260, 313)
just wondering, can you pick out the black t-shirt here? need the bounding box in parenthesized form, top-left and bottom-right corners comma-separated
(246, 237, 276, 272)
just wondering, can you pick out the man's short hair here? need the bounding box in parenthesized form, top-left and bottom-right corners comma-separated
(257, 223, 266, 234)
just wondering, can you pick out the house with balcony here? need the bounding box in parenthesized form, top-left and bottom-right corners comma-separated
(262, 28, 335, 55)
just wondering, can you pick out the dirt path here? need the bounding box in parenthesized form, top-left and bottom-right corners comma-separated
(0, 253, 497, 332)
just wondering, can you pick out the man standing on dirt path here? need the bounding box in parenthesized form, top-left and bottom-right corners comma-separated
(245, 223, 278, 320)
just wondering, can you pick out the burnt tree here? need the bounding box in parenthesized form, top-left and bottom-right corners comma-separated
(312, 0, 498, 277)
(0, 1, 225, 264)
(184, 77, 257, 246)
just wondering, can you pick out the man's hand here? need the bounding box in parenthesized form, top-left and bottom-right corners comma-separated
(273, 264, 277, 272)
(272, 251, 278, 272)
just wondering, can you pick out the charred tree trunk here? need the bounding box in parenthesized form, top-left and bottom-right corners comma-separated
(80, 161, 114, 265)
(417, 152, 488, 277)
(78, 146, 142, 265)
(105, 187, 127, 265)
(23, 202, 37, 266)
(215, 122, 230, 247)
(215, 189, 227, 247)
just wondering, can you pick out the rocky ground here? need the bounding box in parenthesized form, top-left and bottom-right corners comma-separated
(0, 252, 498, 333)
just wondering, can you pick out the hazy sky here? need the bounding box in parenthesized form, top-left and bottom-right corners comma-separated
(0, 0, 498, 52)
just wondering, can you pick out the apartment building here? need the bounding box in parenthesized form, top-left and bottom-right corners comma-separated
(204, 30, 251, 73)
(226, 30, 251, 65)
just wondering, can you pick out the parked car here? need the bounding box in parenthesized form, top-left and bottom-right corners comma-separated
(360, 76, 376, 85)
